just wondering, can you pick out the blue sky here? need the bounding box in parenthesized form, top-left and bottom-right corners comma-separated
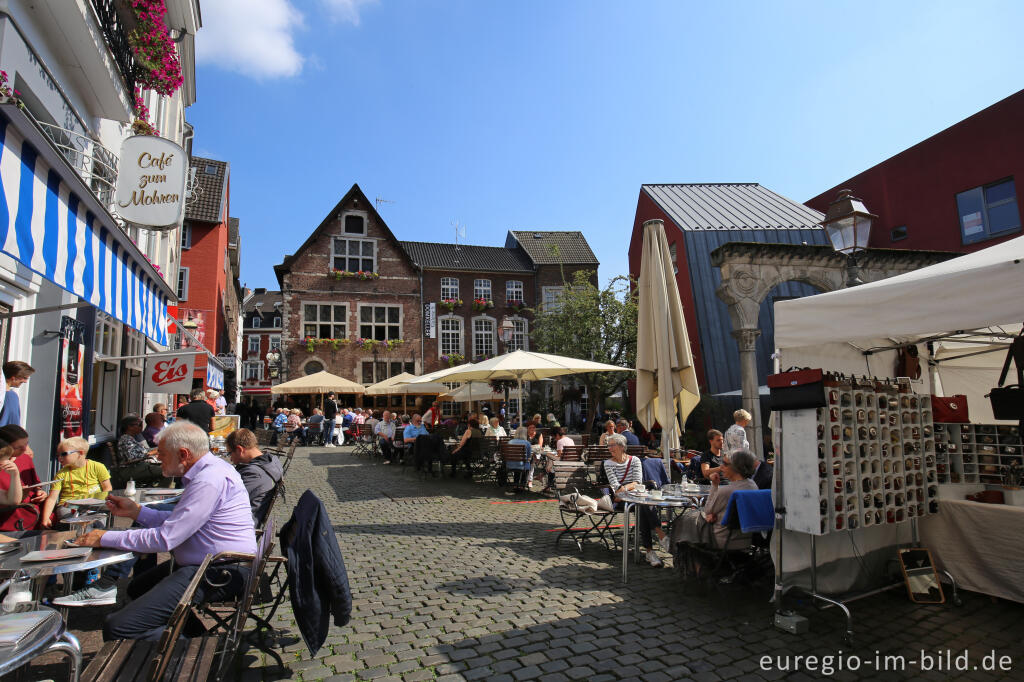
(190, 0, 1024, 290)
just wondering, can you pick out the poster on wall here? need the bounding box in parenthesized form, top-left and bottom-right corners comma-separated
(57, 316, 86, 439)
(424, 302, 436, 339)
(144, 354, 196, 394)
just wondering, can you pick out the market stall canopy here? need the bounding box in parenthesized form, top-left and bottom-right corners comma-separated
(775, 236, 1024, 349)
(364, 372, 449, 396)
(270, 371, 365, 394)
(635, 219, 700, 458)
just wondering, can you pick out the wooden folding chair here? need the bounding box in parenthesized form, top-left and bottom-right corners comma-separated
(551, 461, 619, 552)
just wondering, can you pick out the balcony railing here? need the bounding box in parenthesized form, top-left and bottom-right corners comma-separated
(90, 0, 138, 96)
(37, 122, 119, 206)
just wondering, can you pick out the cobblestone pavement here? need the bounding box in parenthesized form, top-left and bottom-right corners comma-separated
(240, 446, 1024, 682)
(21, 444, 1024, 681)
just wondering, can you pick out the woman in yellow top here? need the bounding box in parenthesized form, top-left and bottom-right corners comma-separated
(40, 436, 112, 528)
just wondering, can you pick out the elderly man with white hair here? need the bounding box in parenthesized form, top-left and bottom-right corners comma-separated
(75, 420, 257, 641)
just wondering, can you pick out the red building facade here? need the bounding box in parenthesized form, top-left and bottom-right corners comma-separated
(806, 89, 1024, 253)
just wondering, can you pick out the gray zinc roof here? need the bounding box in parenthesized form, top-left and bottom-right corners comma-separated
(400, 242, 535, 273)
(186, 157, 229, 223)
(643, 183, 824, 231)
(506, 230, 599, 265)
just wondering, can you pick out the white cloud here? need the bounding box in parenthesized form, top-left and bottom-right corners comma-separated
(196, 0, 305, 79)
(320, 0, 377, 26)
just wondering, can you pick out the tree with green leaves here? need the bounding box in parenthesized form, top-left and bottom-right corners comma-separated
(531, 269, 638, 432)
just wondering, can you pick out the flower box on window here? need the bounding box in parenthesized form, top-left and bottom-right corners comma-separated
(301, 337, 350, 352)
(330, 269, 380, 281)
(357, 338, 406, 352)
(506, 300, 528, 312)
(471, 298, 495, 312)
(438, 298, 463, 313)
(441, 353, 465, 367)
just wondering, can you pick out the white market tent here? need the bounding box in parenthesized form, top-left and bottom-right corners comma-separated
(770, 236, 1024, 594)
(775, 235, 1024, 423)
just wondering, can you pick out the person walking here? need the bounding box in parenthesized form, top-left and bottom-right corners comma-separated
(323, 393, 338, 447)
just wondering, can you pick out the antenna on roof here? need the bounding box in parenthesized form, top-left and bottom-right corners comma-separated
(452, 220, 466, 250)
(375, 196, 394, 209)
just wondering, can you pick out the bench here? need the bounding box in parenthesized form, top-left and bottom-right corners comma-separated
(82, 554, 220, 682)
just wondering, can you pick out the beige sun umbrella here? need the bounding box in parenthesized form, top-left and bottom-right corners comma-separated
(410, 350, 631, 425)
(636, 219, 700, 466)
(441, 383, 505, 403)
(270, 370, 365, 395)
(364, 372, 450, 396)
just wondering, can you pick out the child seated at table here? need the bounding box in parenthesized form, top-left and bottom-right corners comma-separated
(0, 444, 22, 505)
(39, 436, 112, 528)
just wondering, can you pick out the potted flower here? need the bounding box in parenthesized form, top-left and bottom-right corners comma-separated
(384, 338, 405, 351)
(302, 336, 318, 352)
(438, 298, 463, 313)
(441, 353, 465, 367)
(357, 338, 380, 351)
(330, 338, 351, 351)
(127, 0, 184, 97)
(506, 299, 527, 312)
(472, 298, 495, 312)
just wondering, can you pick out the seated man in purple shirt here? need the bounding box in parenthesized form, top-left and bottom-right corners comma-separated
(75, 420, 257, 641)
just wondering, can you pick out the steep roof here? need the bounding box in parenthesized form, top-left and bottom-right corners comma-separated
(642, 183, 824, 231)
(243, 289, 282, 314)
(186, 156, 229, 223)
(506, 230, 599, 265)
(400, 241, 534, 273)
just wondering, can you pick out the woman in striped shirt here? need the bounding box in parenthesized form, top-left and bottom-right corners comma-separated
(603, 434, 670, 567)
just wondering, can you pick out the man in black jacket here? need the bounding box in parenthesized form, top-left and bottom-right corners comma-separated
(281, 490, 352, 656)
(752, 454, 774, 490)
(227, 428, 283, 525)
(323, 393, 338, 447)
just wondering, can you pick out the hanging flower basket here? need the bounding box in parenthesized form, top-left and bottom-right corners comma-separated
(330, 269, 379, 281)
(441, 353, 465, 367)
(438, 298, 463, 313)
(472, 298, 495, 312)
(128, 0, 185, 97)
(0, 71, 26, 111)
(131, 89, 159, 136)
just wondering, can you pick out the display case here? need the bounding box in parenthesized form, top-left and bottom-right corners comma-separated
(934, 423, 1022, 485)
(779, 379, 938, 535)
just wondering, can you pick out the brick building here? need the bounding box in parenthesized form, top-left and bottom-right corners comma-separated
(274, 184, 600, 402)
(239, 288, 283, 413)
(179, 156, 241, 393)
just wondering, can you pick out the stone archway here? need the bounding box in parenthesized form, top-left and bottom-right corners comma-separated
(710, 243, 956, 456)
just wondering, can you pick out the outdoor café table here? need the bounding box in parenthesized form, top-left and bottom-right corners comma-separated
(0, 530, 133, 619)
(619, 484, 711, 583)
(0, 606, 82, 682)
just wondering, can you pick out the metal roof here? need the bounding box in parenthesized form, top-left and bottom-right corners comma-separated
(643, 183, 824, 231)
(400, 241, 535, 273)
(186, 156, 229, 223)
(243, 289, 283, 314)
(506, 230, 599, 265)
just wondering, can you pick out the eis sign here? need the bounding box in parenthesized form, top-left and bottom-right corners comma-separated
(144, 355, 196, 394)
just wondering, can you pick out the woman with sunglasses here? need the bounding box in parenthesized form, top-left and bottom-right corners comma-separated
(39, 436, 112, 528)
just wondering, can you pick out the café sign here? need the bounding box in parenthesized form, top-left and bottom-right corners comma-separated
(115, 135, 187, 230)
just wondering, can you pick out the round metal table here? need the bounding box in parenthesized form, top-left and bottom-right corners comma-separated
(0, 606, 81, 682)
(620, 485, 711, 583)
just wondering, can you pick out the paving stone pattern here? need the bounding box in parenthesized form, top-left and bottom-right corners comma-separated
(241, 446, 1024, 681)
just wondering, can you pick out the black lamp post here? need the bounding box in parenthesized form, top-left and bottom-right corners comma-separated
(499, 317, 515, 423)
(822, 189, 877, 287)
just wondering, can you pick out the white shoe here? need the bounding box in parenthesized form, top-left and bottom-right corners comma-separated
(325, 443, 335, 447)
(646, 550, 664, 568)
(52, 584, 117, 606)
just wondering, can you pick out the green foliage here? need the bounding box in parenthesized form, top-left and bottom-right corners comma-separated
(531, 270, 638, 430)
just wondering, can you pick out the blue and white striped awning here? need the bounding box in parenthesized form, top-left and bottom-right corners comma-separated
(0, 105, 174, 345)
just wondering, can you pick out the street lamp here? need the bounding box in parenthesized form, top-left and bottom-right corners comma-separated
(822, 189, 876, 287)
(499, 317, 515, 348)
(265, 349, 281, 379)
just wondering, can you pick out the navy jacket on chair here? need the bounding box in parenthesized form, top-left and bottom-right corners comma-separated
(280, 490, 353, 656)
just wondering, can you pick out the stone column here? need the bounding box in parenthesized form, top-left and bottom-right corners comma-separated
(731, 328, 762, 458)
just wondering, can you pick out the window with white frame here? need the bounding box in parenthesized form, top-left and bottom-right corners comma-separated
(507, 317, 528, 351)
(251, 315, 262, 328)
(177, 267, 189, 300)
(273, 316, 281, 327)
(93, 312, 120, 357)
(244, 361, 262, 381)
(269, 335, 281, 351)
(440, 277, 459, 300)
(473, 318, 495, 359)
(506, 280, 524, 302)
(332, 237, 376, 272)
(440, 316, 463, 356)
(248, 335, 260, 353)
(473, 279, 491, 300)
(441, 382, 461, 417)
(181, 223, 191, 249)
(542, 286, 564, 311)
(343, 213, 366, 235)
(124, 329, 145, 371)
(303, 303, 347, 339)
(359, 305, 402, 340)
